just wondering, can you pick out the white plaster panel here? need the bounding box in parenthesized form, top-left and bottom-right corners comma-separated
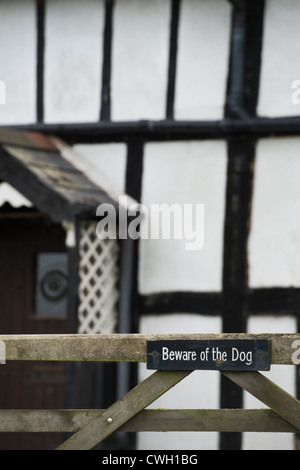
(111, 0, 170, 121)
(0, 0, 36, 124)
(138, 314, 221, 450)
(249, 138, 300, 288)
(174, 0, 231, 120)
(258, 0, 300, 117)
(139, 141, 227, 294)
(73, 143, 127, 194)
(45, 0, 104, 123)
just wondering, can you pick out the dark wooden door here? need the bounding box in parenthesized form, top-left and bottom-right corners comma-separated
(0, 214, 68, 449)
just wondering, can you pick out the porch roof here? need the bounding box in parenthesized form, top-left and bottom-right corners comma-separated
(0, 128, 121, 223)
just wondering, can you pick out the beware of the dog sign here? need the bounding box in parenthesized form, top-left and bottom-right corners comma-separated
(147, 339, 270, 371)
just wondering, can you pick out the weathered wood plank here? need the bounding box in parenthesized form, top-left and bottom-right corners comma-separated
(56, 370, 192, 450)
(0, 129, 57, 151)
(5, 146, 112, 195)
(0, 409, 296, 433)
(125, 409, 298, 433)
(5, 146, 74, 170)
(0, 150, 79, 223)
(0, 333, 298, 364)
(223, 371, 300, 430)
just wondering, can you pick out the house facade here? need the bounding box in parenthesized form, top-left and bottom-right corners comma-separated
(0, 0, 299, 450)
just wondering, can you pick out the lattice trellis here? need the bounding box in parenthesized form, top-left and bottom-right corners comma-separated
(78, 221, 119, 334)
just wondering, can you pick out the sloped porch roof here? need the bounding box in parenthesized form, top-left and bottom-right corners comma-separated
(0, 128, 121, 223)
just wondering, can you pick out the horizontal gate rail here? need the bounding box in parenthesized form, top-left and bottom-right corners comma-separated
(0, 333, 299, 449)
(223, 371, 300, 430)
(57, 370, 192, 450)
(0, 409, 297, 434)
(0, 333, 299, 364)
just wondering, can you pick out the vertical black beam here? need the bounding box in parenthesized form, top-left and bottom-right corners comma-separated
(36, 0, 45, 123)
(220, 138, 256, 451)
(100, 0, 114, 121)
(222, 139, 255, 335)
(166, 0, 180, 119)
(225, 0, 265, 119)
(125, 139, 144, 333)
(225, 0, 247, 119)
(220, 0, 265, 450)
(243, 1, 265, 116)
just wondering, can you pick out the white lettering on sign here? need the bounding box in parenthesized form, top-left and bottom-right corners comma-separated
(147, 340, 270, 370)
(212, 347, 227, 362)
(199, 347, 210, 361)
(162, 347, 197, 362)
(231, 347, 252, 365)
(161, 345, 253, 365)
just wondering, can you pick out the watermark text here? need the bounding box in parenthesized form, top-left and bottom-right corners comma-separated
(96, 196, 204, 251)
(292, 340, 300, 365)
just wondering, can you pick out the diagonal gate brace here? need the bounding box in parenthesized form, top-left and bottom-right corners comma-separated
(56, 369, 192, 450)
(222, 370, 300, 431)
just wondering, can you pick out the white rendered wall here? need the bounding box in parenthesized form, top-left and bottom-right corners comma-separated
(111, 0, 170, 121)
(72, 144, 127, 195)
(139, 141, 227, 294)
(44, 0, 104, 123)
(258, 0, 300, 117)
(249, 138, 300, 288)
(0, 0, 36, 124)
(0, 0, 232, 124)
(174, 0, 231, 120)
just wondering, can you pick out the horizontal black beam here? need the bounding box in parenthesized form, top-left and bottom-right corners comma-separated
(140, 288, 300, 318)
(248, 288, 300, 316)
(140, 292, 221, 316)
(6, 116, 300, 144)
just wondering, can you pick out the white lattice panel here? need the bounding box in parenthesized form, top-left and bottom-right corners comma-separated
(78, 221, 119, 334)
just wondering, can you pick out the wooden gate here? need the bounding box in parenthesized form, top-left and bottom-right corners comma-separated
(0, 333, 299, 450)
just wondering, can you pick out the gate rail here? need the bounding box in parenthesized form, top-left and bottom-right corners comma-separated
(0, 333, 299, 450)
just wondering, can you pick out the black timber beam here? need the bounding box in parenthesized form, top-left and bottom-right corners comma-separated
(4, 116, 300, 145)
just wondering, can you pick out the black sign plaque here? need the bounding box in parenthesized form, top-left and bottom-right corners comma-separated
(147, 339, 270, 371)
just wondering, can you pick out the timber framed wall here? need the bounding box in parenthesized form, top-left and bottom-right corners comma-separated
(1, 0, 300, 450)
